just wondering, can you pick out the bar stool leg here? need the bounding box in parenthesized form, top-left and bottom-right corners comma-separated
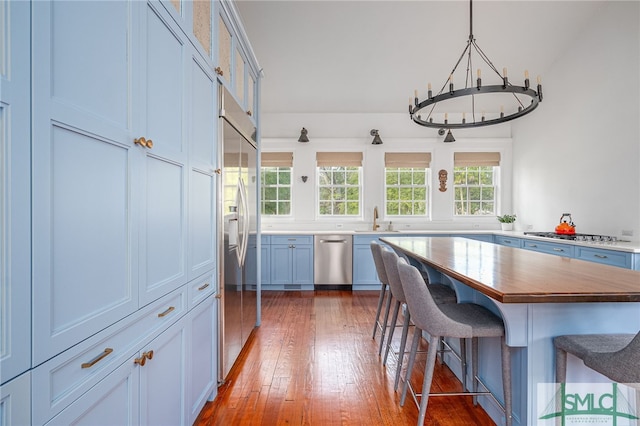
(460, 338, 468, 391)
(378, 294, 393, 355)
(417, 334, 441, 426)
(472, 337, 479, 405)
(555, 346, 567, 383)
(501, 336, 513, 426)
(372, 284, 387, 339)
(383, 300, 401, 364)
(400, 330, 422, 407)
(394, 311, 411, 391)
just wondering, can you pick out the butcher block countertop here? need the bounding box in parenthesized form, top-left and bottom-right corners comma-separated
(381, 236, 640, 304)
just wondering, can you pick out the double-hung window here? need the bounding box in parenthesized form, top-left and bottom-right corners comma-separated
(453, 152, 500, 216)
(261, 152, 293, 216)
(384, 152, 431, 216)
(316, 152, 363, 216)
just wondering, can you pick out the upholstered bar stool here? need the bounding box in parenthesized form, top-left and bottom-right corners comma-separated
(397, 258, 513, 426)
(554, 330, 640, 385)
(370, 241, 392, 355)
(380, 248, 457, 391)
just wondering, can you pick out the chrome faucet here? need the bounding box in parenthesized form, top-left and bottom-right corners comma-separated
(373, 206, 380, 231)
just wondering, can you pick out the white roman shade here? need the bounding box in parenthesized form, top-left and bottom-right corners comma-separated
(454, 152, 501, 167)
(316, 152, 363, 167)
(261, 152, 293, 167)
(384, 152, 432, 168)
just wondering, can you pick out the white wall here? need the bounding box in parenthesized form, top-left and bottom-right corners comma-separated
(261, 114, 512, 232)
(512, 1, 640, 239)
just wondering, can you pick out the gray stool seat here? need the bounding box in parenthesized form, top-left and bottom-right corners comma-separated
(554, 332, 640, 384)
(428, 283, 458, 305)
(380, 248, 458, 392)
(397, 258, 512, 426)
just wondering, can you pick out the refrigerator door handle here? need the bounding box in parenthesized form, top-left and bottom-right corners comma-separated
(235, 181, 243, 266)
(237, 178, 250, 267)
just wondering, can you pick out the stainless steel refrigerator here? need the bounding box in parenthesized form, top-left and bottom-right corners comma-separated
(218, 86, 258, 382)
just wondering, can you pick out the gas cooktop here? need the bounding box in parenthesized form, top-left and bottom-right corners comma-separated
(524, 232, 618, 242)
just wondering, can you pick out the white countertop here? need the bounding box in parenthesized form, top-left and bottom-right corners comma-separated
(261, 229, 640, 253)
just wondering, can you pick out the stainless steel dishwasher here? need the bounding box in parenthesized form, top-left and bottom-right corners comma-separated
(314, 234, 353, 287)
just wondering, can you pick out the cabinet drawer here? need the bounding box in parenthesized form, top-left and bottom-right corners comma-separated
(32, 286, 187, 425)
(270, 235, 313, 245)
(575, 247, 632, 269)
(522, 240, 574, 257)
(188, 271, 215, 308)
(494, 236, 522, 248)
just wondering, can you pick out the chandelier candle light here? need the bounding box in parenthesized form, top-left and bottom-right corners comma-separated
(409, 0, 543, 130)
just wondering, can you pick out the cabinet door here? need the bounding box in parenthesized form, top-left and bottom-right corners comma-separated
(187, 296, 217, 424)
(138, 1, 190, 305)
(188, 56, 217, 280)
(0, 0, 31, 384)
(31, 0, 140, 364)
(139, 316, 188, 426)
(352, 245, 380, 286)
(270, 245, 293, 285)
(0, 372, 31, 426)
(292, 245, 314, 286)
(44, 359, 139, 426)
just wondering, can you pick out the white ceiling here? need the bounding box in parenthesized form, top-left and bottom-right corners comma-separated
(235, 0, 606, 115)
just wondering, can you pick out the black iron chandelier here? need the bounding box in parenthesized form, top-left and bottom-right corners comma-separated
(409, 0, 543, 130)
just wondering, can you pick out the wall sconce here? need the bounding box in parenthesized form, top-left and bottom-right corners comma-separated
(370, 129, 383, 145)
(439, 128, 455, 143)
(298, 127, 309, 143)
(301, 176, 308, 183)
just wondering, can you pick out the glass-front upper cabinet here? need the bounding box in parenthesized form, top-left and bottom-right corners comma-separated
(216, 12, 232, 84)
(192, 0, 212, 57)
(247, 71, 256, 120)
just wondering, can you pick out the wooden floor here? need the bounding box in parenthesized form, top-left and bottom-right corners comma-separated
(195, 290, 495, 426)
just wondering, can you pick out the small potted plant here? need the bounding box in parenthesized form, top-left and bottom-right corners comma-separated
(497, 214, 517, 231)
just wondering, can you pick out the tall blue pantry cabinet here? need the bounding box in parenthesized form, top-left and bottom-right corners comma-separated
(0, 1, 261, 424)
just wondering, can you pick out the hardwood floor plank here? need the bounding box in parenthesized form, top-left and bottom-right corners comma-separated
(195, 290, 496, 425)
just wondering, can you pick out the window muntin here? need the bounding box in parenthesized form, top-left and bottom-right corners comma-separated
(453, 166, 497, 215)
(385, 167, 428, 216)
(317, 166, 361, 216)
(261, 166, 291, 215)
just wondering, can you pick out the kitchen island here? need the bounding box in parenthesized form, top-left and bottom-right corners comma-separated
(380, 236, 640, 426)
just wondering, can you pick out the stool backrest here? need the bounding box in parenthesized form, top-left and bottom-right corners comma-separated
(397, 258, 471, 337)
(370, 241, 389, 285)
(381, 248, 407, 303)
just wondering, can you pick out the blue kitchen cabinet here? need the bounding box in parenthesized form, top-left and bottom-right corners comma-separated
(268, 236, 313, 290)
(494, 235, 522, 248)
(521, 239, 574, 258)
(1, 0, 31, 386)
(575, 246, 633, 269)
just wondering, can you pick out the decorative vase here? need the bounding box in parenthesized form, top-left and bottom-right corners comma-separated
(501, 223, 513, 231)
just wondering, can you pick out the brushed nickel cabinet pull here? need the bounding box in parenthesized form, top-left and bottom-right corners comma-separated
(594, 254, 608, 259)
(504, 240, 512, 244)
(529, 244, 538, 248)
(81, 348, 114, 369)
(553, 248, 564, 252)
(198, 283, 210, 291)
(157, 306, 175, 318)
